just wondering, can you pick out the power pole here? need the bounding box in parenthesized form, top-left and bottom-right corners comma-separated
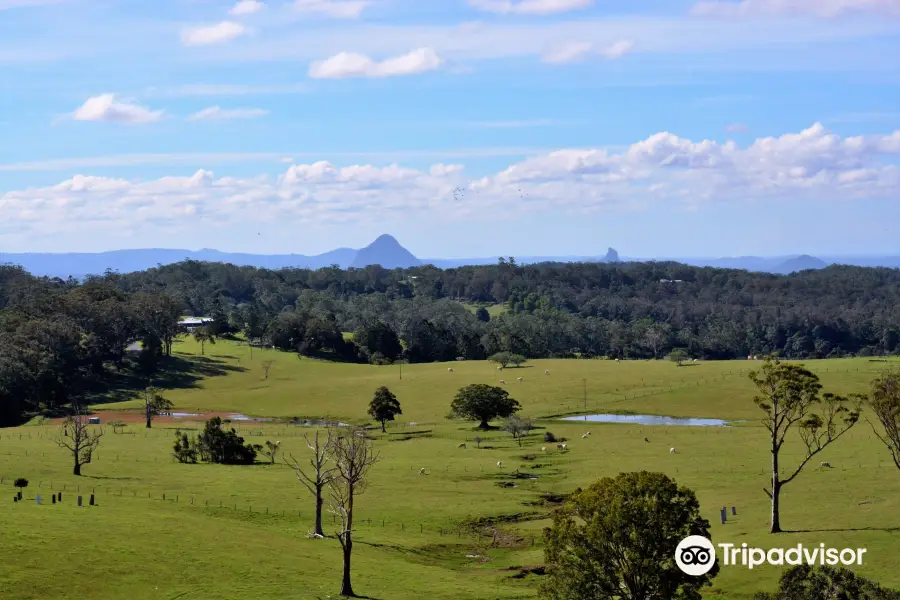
(583, 379, 587, 411)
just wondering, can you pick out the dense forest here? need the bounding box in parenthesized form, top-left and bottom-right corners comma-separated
(2, 258, 900, 425)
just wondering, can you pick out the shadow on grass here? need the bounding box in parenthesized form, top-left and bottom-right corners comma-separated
(82, 354, 247, 407)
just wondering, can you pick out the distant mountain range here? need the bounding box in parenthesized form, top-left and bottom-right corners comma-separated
(2, 235, 899, 279)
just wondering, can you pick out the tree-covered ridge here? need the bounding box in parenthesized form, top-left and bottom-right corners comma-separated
(4, 259, 900, 426)
(109, 259, 900, 361)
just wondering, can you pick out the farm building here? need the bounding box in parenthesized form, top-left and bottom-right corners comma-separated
(177, 317, 214, 333)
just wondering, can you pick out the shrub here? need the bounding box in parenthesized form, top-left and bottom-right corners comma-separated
(173, 430, 199, 464)
(13, 478, 28, 489)
(196, 417, 258, 465)
(543, 431, 557, 443)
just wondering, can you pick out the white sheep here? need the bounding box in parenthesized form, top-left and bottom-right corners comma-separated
(457, 442, 466, 449)
(615, 358, 620, 362)
(447, 367, 454, 372)
(581, 433, 588, 439)
(586, 431, 591, 436)
(517, 377, 524, 382)
(541, 446, 547, 453)
(820, 461, 832, 468)
(544, 369, 550, 375)
(561, 444, 568, 450)
(500, 380, 505, 384)
(497, 461, 503, 468)
(419, 467, 427, 474)
(497, 365, 503, 370)
(670, 447, 677, 454)
(556, 443, 564, 450)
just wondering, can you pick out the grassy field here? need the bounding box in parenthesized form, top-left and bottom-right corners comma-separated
(2, 338, 900, 600)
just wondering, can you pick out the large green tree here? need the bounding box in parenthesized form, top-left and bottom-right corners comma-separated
(754, 565, 900, 600)
(749, 357, 861, 533)
(368, 386, 402, 432)
(540, 471, 718, 600)
(449, 384, 520, 429)
(356, 321, 402, 363)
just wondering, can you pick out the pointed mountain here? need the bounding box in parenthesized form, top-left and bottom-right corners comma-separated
(349, 234, 422, 269)
(603, 247, 620, 262)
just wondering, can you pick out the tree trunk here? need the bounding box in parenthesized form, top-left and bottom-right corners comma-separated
(200, 340, 205, 355)
(381, 420, 386, 433)
(770, 444, 782, 533)
(73, 461, 81, 476)
(314, 487, 324, 536)
(340, 542, 354, 596)
(146, 405, 152, 429)
(479, 420, 489, 429)
(770, 482, 782, 533)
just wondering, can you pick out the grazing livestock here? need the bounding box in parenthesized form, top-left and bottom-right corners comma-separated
(544, 369, 550, 375)
(670, 447, 676, 454)
(556, 444, 565, 450)
(820, 461, 832, 468)
(457, 442, 466, 448)
(517, 377, 524, 382)
(419, 468, 426, 475)
(447, 367, 454, 372)
(582, 433, 588, 439)
(497, 366, 503, 370)
(615, 358, 620, 362)
(497, 461, 503, 468)
(541, 446, 547, 453)
(644, 437, 650, 443)
(500, 380, 505, 384)
(561, 444, 568, 450)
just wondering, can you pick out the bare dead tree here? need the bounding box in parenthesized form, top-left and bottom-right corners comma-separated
(286, 429, 337, 537)
(261, 360, 274, 379)
(329, 426, 379, 597)
(868, 368, 900, 472)
(54, 405, 103, 476)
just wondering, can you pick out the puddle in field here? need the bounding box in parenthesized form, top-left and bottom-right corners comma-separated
(561, 413, 729, 427)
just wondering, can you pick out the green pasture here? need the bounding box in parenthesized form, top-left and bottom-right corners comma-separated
(2, 339, 900, 599)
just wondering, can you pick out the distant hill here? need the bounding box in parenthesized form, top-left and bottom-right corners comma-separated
(774, 254, 828, 274)
(350, 234, 421, 269)
(4, 235, 900, 279)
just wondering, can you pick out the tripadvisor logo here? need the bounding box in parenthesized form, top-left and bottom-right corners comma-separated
(675, 536, 868, 575)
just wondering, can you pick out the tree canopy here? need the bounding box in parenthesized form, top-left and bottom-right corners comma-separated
(368, 386, 402, 432)
(540, 471, 718, 600)
(449, 384, 520, 429)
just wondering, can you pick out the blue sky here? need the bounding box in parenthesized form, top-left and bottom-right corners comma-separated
(1, 0, 900, 258)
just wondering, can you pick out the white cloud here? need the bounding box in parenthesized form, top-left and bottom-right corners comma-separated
(467, 0, 594, 15)
(181, 22, 248, 46)
(599, 40, 634, 59)
(690, 0, 900, 19)
(72, 94, 164, 124)
(725, 122, 749, 132)
(541, 42, 594, 64)
(3, 124, 899, 240)
(309, 47, 442, 79)
(187, 106, 269, 121)
(542, 40, 633, 64)
(291, 0, 368, 18)
(229, 0, 265, 16)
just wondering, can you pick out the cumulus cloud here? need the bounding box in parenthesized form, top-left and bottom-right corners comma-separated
(291, 0, 368, 18)
(4, 124, 899, 240)
(542, 40, 634, 64)
(187, 106, 269, 121)
(309, 47, 442, 79)
(72, 94, 164, 124)
(181, 21, 247, 46)
(690, 0, 900, 19)
(467, 0, 594, 15)
(229, 0, 265, 16)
